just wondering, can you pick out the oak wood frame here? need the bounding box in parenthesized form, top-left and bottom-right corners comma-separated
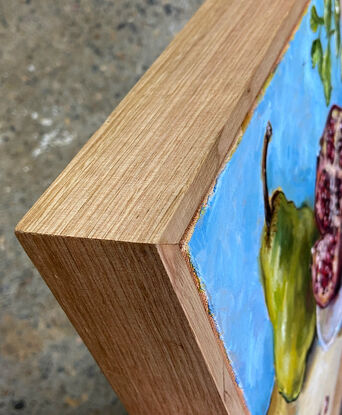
(16, 0, 342, 414)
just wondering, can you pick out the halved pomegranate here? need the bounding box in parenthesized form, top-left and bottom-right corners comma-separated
(313, 105, 342, 308)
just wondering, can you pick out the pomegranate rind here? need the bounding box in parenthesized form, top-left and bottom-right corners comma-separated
(314, 104, 342, 235)
(313, 104, 342, 310)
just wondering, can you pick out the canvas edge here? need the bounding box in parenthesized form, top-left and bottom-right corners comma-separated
(157, 243, 250, 414)
(176, 1, 327, 414)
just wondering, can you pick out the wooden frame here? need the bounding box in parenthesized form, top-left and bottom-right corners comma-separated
(15, 0, 342, 413)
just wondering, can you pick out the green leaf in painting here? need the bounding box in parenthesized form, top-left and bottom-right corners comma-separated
(322, 42, 332, 105)
(334, 0, 341, 55)
(324, 0, 332, 34)
(311, 5, 324, 32)
(311, 38, 323, 79)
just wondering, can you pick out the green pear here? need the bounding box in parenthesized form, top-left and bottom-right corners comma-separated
(259, 122, 318, 402)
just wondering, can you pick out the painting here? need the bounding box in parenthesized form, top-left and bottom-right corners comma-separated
(185, 0, 342, 414)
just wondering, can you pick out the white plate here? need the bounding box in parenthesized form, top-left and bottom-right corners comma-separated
(317, 285, 342, 349)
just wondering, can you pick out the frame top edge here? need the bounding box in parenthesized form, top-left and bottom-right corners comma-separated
(15, 0, 307, 244)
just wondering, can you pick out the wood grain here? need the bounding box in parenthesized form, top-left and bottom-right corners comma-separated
(16, 0, 308, 244)
(15, 0, 311, 414)
(16, 232, 247, 414)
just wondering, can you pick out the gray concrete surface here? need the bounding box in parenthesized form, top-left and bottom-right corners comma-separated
(0, 1, 203, 413)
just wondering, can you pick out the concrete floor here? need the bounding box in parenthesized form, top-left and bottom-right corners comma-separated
(0, 1, 203, 413)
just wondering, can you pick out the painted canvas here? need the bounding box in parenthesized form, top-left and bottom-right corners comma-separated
(185, 1, 342, 414)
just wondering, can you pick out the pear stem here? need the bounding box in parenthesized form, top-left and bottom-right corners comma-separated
(262, 121, 272, 230)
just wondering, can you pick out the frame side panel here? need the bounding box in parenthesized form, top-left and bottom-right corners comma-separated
(16, 231, 240, 414)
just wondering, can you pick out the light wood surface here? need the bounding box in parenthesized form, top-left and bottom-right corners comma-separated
(16, 0, 308, 244)
(15, 0, 310, 414)
(16, 233, 247, 414)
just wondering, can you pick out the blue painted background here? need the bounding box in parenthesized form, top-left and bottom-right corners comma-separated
(188, 1, 342, 414)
